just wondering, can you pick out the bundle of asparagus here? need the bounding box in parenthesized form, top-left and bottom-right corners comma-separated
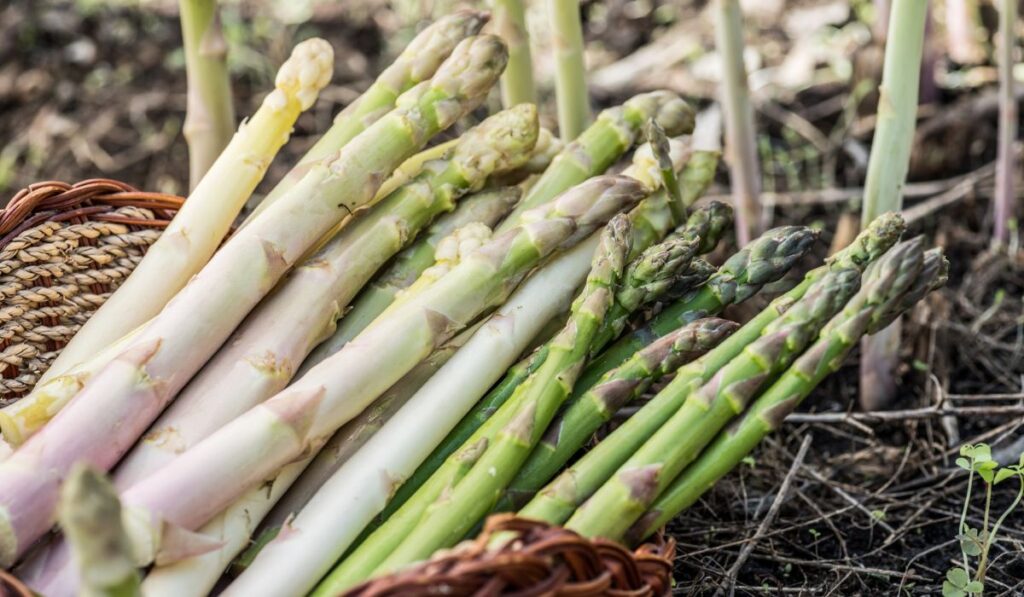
(1, 11, 953, 597)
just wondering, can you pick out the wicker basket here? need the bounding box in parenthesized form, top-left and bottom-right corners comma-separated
(342, 515, 676, 597)
(0, 179, 183, 405)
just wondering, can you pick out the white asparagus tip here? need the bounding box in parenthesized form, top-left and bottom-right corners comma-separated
(268, 38, 335, 111)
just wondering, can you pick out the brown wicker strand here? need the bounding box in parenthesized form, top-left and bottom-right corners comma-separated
(341, 515, 676, 597)
(0, 179, 183, 403)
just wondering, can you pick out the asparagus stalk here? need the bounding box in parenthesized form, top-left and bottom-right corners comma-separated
(0, 35, 504, 569)
(107, 176, 645, 572)
(179, 0, 234, 189)
(57, 465, 139, 597)
(373, 138, 460, 200)
(627, 244, 947, 544)
(243, 10, 487, 223)
(715, 0, 761, 245)
(498, 318, 738, 512)
(549, 0, 592, 141)
(372, 215, 632, 579)
(31, 38, 332, 393)
(993, 0, 1018, 249)
(113, 105, 538, 489)
(518, 214, 905, 526)
(137, 327, 479, 597)
(561, 266, 862, 540)
(350, 139, 707, 541)
(859, 0, 927, 411)
(494, 0, 536, 107)
(497, 91, 695, 230)
(574, 224, 822, 396)
(301, 187, 521, 371)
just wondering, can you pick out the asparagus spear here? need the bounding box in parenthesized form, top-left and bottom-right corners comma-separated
(113, 104, 538, 489)
(626, 243, 947, 544)
(351, 140, 711, 541)
(562, 266, 862, 540)
(345, 215, 634, 587)
(57, 465, 140, 597)
(497, 90, 696, 230)
(0, 35, 507, 569)
(244, 10, 488, 223)
(498, 317, 739, 512)
(301, 187, 521, 372)
(105, 176, 646, 574)
(518, 214, 905, 526)
(11, 39, 333, 431)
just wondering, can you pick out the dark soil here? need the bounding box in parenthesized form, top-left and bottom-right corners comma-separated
(2, 1, 1022, 595)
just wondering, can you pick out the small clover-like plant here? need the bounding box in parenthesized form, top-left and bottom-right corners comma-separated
(942, 444, 1024, 596)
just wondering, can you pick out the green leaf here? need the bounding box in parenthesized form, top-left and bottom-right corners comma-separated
(974, 444, 992, 463)
(942, 581, 966, 597)
(960, 445, 975, 458)
(959, 529, 982, 556)
(956, 457, 971, 471)
(979, 468, 994, 483)
(994, 468, 1016, 485)
(965, 580, 984, 594)
(947, 567, 969, 587)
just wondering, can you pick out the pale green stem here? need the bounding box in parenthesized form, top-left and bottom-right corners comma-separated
(993, 0, 1018, 249)
(715, 0, 760, 246)
(494, 0, 536, 106)
(859, 0, 927, 411)
(179, 0, 235, 190)
(548, 0, 591, 141)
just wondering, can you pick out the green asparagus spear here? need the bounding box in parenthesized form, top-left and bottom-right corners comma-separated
(518, 214, 905, 526)
(626, 242, 947, 544)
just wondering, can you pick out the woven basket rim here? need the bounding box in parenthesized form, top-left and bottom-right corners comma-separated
(0, 178, 184, 248)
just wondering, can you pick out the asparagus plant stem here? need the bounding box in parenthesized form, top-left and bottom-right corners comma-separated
(993, 0, 1018, 249)
(629, 244, 947, 543)
(549, 0, 591, 141)
(494, 0, 536, 106)
(945, 0, 985, 65)
(859, 0, 927, 411)
(179, 0, 234, 190)
(243, 11, 487, 224)
(715, 0, 761, 245)
(32, 39, 332, 394)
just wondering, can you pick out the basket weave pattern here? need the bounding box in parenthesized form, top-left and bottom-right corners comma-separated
(0, 179, 182, 404)
(343, 515, 676, 597)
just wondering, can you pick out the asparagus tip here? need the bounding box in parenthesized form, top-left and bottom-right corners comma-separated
(272, 38, 334, 111)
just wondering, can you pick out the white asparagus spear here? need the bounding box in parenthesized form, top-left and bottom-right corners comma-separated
(36, 40, 331, 389)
